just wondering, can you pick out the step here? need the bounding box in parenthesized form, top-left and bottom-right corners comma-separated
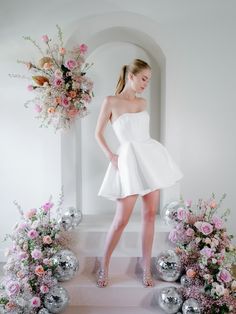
(61, 305, 167, 314)
(69, 214, 173, 257)
(61, 271, 180, 307)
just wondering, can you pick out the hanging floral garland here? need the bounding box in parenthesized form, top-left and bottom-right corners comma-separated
(9, 25, 95, 131)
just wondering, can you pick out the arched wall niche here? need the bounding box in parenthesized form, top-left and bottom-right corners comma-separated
(61, 12, 181, 214)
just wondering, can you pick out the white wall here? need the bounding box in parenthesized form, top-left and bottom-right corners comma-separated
(1, 0, 236, 260)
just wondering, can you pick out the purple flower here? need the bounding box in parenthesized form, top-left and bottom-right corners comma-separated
(6, 280, 20, 297)
(42, 202, 54, 212)
(200, 247, 213, 258)
(168, 229, 178, 243)
(195, 221, 213, 235)
(27, 229, 38, 239)
(18, 251, 28, 260)
(31, 248, 42, 260)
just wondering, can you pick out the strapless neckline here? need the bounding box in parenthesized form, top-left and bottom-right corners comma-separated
(111, 110, 148, 126)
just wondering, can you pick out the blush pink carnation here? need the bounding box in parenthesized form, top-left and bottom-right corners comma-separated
(217, 269, 232, 283)
(212, 216, 223, 229)
(27, 229, 38, 239)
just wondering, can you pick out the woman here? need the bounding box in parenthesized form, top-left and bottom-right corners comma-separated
(94, 59, 183, 288)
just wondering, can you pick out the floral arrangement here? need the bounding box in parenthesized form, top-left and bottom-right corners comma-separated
(10, 25, 94, 131)
(0, 195, 76, 313)
(169, 193, 236, 313)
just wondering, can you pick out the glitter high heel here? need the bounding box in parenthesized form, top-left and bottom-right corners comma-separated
(142, 269, 154, 287)
(96, 268, 109, 288)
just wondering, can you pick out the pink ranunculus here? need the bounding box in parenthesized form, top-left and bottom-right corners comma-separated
(200, 247, 213, 258)
(79, 43, 88, 54)
(61, 97, 70, 108)
(212, 216, 223, 230)
(30, 296, 41, 308)
(42, 202, 54, 212)
(186, 228, 195, 237)
(6, 280, 20, 297)
(24, 208, 37, 219)
(200, 222, 213, 235)
(54, 78, 63, 87)
(27, 229, 38, 239)
(27, 85, 34, 91)
(41, 35, 49, 43)
(209, 200, 217, 209)
(65, 59, 77, 70)
(40, 284, 49, 294)
(217, 269, 232, 283)
(177, 207, 187, 221)
(31, 249, 42, 260)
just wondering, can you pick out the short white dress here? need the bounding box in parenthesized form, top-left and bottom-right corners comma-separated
(97, 110, 183, 201)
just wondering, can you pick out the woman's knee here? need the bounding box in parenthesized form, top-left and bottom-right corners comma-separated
(113, 217, 129, 231)
(143, 207, 157, 222)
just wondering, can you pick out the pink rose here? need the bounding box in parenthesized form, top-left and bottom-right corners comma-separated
(65, 59, 77, 70)
(41, 35, 49, 43)
(186, 268, 196, 278)
(186, 228, 195, 237)
(40, 284, 49, 294)
(30, 296, 41, 308)
(217, 269, 232, 283)
(209, 200, 217, 208)
(31, 249, 42, 259)
(27, 229, 38, 239)
(200, 247, 213, 258)
(200, 222, 213, 235)
(177, 207, 187, 221)
(79, 43, 88, 54)
(168, 229, 178, 243)
(212, 216, 223, 229)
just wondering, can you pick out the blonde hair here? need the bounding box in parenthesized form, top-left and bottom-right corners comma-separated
(115, 58, 151, 95)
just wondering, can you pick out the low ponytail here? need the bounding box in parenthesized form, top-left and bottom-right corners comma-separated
(115, 65, 127, 95)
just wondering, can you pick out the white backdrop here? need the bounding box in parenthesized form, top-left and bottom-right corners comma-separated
(1, 0, 236, 260)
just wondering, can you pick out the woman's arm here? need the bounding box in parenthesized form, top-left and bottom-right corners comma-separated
(94, 96, 114, 161)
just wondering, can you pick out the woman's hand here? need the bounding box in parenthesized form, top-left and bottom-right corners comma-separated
(110, 153, 119, 170)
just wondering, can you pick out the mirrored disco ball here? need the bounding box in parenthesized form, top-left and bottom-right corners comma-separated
(44, 285, 69, 313)
(63, 207, 83, 229)
(158, 286, 183, 314)
(180, 275, 192, 287)
(38, 309, 50, 314)
(52, 249, 79, 281)
(58, 214, 73, 231)
(182, 298, 201, 314)
(161, 201, 183, 225)
(155, 250, 182, 281)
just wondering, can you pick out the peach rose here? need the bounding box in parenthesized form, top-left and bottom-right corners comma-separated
(43, 235, 52, 245)
(68, 90, 77, 98)
(186, 268, 196, 278)
(48, 107, 56, 114)
(35, 265, 45, 277)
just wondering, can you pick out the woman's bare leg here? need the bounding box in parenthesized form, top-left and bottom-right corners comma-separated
(140, 189, 160, 286)
(97, 194, 138, 287)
